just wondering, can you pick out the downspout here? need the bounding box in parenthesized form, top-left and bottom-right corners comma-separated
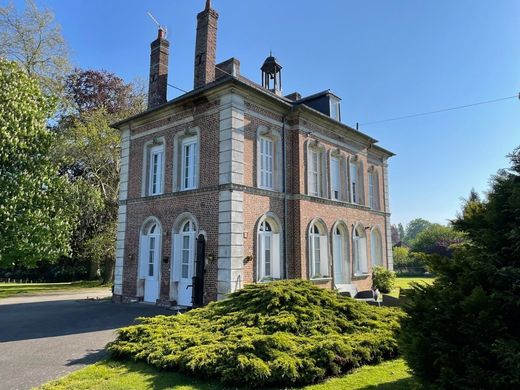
(282, 113, 288, 279)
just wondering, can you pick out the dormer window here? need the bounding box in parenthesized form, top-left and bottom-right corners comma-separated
(330, 97, 341, 121)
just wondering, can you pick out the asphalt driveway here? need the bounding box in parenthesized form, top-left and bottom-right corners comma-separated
(0, 289, 171, 390)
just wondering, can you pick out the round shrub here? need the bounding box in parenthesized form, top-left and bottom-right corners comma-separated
(372, 266, 396, 293)
(108, 280, 402, 387)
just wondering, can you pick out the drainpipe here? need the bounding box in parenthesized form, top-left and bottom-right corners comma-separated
(282, 114, 288, 279)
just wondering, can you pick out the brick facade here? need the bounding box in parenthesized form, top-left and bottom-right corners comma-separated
(112, 2, 394, 306)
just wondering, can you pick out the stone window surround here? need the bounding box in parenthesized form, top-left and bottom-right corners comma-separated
(256, 125, 282, 192)
(352, 222, 369, 276)
(255, 212, 283, 282)
(370, 225, 384, 268)
(141, 137, 166, 197)
(172, 127, 201, 193)
(307, 218, 331, 280)
(305, 139, 328, 198)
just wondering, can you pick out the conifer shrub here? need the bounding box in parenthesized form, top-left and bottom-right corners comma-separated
(108, 280, 402, 387)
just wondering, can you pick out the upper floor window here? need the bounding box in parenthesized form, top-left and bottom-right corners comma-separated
(259, 136, 274, 189)
(309, 149, 321, 196)
(368, 170, 380, 210)
(330, 97, 341, 121)
(256, 126, 282, 192)
(148, 144, 164, 196)
(181, 136, 198, 190)
(349, 158, 364, 205)
(330, 156, 341, 200)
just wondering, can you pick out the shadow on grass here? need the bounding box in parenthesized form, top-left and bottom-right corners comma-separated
(360, 377, 419, 389)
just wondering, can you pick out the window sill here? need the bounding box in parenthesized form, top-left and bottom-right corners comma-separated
(352, 273, 370, 280)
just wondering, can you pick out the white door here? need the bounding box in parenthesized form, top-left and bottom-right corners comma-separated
(333, 227, 348, 284)
(143, 225, 160, 303)
(174, 221, 195, 307)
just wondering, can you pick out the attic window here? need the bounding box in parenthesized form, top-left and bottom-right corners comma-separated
(330, 97, 341, 121)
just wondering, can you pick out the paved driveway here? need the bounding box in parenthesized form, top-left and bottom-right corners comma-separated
(0, 289, 171, 390)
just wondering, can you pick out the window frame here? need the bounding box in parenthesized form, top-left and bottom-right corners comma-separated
(259, 135, 274, 190)
(330, 155, 341, 201)
(148, 144, 164, 196)
(180, 136, 198, 191)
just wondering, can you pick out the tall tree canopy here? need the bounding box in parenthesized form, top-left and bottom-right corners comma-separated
(400, 147, 520, 389)
(0, 59, 76, 267)
(0, 0, 70, 99)
(404, 218, 433, 243)
(53, 68, 145, 281)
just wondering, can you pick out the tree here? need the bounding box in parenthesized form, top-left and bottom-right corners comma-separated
(404, 218, 432, 243)
(411, 224, 465, 257)
(0, 59, 76, 267)
(400, 147, 520, 389)
(391, 224, 400, 245)
(398, 223, 406, 242)
(53, 69, 145, 281)
(392, 246, 411, 268)
(0, 0, 70, 99)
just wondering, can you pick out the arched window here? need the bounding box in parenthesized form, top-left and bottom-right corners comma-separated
(257, 215, 282, 281)
(371, 228, 383, 267)
(332, 222, 350, 284)
(309, 220, 329, 279)
(307, 141, 326, 198)
(353, 224, 368, 275)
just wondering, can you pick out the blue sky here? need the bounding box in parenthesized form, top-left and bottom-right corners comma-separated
(14, 0, 520, 226)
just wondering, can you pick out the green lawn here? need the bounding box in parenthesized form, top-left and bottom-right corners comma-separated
(38, 359, 418, 390)
(387, 276, 434, 298)
(0, 281, 109, 299)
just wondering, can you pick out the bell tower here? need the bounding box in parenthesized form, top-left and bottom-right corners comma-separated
(261, 52, 283, 96)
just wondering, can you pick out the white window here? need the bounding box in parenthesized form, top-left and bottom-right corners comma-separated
(332, 225, 350, 284)
(330, 98, 341, 121)
(330, 156, 340, 200)
(350, 161, 357, 204)
(368, 171, 380, 210)
(371, 228, 383, 267)
(260, 136, 274, 189)
(309, 222, 329, 279)
(309, 149, 321, 197)
(181, 136, 198, 190)
(353, 225, 368, 275)
(149, 146, 164, 196)
(257, 218, 281, 281)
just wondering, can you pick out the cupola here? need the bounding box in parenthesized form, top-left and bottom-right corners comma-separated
(261, 52, 283, 96)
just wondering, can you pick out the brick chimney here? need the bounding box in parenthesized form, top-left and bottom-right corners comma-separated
(148, 28, 169, 109)
(194, 0, 218, 89)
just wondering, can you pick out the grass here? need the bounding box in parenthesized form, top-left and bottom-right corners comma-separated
(38, 359, 418, 390)
(387, 276, 434, 298)
(0, 281, 109, 299)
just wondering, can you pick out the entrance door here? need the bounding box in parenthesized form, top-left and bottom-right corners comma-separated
(142, 224, 160, 303)
(174, 221, 195, 306)
(333, 226, 349, 285)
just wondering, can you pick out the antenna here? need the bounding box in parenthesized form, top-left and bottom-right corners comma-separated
(147, 11, 167, 38)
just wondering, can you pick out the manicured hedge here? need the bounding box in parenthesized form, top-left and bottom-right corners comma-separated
(108, 280, 402, 387)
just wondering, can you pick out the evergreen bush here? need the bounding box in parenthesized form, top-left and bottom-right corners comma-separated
(372, 266, 396, 293)
(108, 280, 402, 387)
(400, 148, 520, 389)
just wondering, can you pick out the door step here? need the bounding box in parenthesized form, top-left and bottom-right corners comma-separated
(335, 284, 358, 298)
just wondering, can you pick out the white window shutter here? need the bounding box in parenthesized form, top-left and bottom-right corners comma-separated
(319, 235, 329, 277)
(171, 234, 182, 282)
(194, 142, 199, 188)
(138, 235, 148, 279)
(272, 233, 281, 279)
(360, 238, 368, 273)
(307, 148, 312, 195)
(257, 233, 264, 280)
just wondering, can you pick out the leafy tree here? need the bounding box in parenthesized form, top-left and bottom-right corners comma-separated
(404, 218, 432, 243)
(398, 223, 406, 243)
(390, 224, 400, 245)
(0, 0, 70, 100)
(53, 69, 145, 281)
(411, 224, 465, 257)
(0, 59, 76, 267)
(400, 147, 520, 389)
(392, 246, 411, 267)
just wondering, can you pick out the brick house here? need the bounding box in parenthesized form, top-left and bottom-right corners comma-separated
(112, 0, 394, 306)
